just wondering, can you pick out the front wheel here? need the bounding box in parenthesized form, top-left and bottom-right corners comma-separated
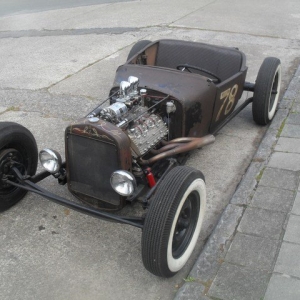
(0, 122, 38, 211)
(252, 57, 281, 125)
(142, 166, 206, 277)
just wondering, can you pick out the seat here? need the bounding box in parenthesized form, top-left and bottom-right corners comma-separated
(155, 40, 245, 82)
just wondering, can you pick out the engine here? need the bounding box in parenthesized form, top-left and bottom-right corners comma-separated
(92, 76, 170, 157)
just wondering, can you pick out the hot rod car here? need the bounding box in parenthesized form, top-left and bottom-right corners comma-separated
(0, 39, 281, 277)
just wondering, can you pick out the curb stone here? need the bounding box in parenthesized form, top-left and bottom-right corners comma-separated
(174, 64, 300, 299)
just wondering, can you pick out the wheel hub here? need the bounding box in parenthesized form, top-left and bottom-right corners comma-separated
(172, 192, 199, 259)
(0, 148, 23, 189)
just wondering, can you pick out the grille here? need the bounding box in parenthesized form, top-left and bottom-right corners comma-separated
(67, 134, 121, 207)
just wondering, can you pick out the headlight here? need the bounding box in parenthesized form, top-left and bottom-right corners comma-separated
(39, 149, 62, 174)
(110, 170, 136, 196)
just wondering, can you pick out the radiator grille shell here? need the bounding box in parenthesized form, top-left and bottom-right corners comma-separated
(65, 119, 132, 210)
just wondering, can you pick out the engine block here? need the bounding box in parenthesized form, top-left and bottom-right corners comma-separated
(94, 76, 170, 157)
(127, 114, 168, 157)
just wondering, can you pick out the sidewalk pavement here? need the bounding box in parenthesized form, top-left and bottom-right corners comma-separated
(175, 65, 300, 300)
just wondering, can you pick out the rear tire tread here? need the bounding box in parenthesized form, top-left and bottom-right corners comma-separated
(252, 57, 281, 125)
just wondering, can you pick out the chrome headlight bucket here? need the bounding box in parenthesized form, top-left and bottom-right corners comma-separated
(110, 170, 137, 196)
(39, 149, 62, 174)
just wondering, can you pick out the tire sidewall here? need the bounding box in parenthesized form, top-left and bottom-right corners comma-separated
(167, 178, 206, 272)
(1, 131, 37, 175)
(267, 64, 281, 120)
(0, 123, 38, 210)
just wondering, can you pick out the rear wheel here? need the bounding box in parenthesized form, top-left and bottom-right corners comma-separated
(252, 57, 281, 125)
(142, 166, 206, 277)
(0, 122, 38, 211)
(127, 40, 152, 61)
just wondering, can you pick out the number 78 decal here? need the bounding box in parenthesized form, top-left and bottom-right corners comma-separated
(216, 84, 238, 122)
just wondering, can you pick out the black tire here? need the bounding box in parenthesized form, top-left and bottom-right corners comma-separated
(0, 122, 38, 211)
(127, 40, 152, 61)
(252, 57, 281, 125)
(142, 166, 206, 277)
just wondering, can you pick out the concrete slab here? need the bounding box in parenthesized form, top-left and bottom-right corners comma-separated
(264, 274, 300, 300)
(49, 47, 130, 99)
(225, 233, 279, 271)
(172, 0, 300, 40)
(258, 168, 299, 191)
(275, 242, 300, 278)
(292, 192, 300, 216)
(250, 186, 295, 213)
(268, 152, 300, 172)
(0, 33, 142, 90)
(0, 0, 213, 31)
(284, 214, 300, 244)
(0, 106, 7, 114)
(0, 4, 97, 31)
(0, 89, 97, 121)
(238, 207, 286, 239)
(275, 137, 300, 153)
(208, 263, 269, 300)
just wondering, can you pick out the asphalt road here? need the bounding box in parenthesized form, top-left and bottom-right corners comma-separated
(0, 0, 299, 299)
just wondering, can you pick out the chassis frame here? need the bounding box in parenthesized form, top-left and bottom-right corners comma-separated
(3, 87, 255, 229)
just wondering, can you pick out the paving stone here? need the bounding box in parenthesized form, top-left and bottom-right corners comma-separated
(259, 167, 299, 190)
(286, 113, 300, 125)
(238, 207, 286, 239)
(268, 152, 300, 172)
(264, 273, 300, 300)
(275, 242, 300, 278)
(284, 214, 300, 244)
(281, 123, 300, 138)
(225, 233, 279, 271)
(275, 137, 300, 153)
(174, 282, 209, 300)
(291, 192, 300, 215)
(292, 103, 300, 113)
(250, 186, 295, 212)
(208, 262, 270, 300)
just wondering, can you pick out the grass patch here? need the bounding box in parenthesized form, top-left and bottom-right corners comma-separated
(6, 106, 20, 112)
(256, 167, 266, 183)
(183, 276, 196, 282)
(276, 118, 286, 138)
